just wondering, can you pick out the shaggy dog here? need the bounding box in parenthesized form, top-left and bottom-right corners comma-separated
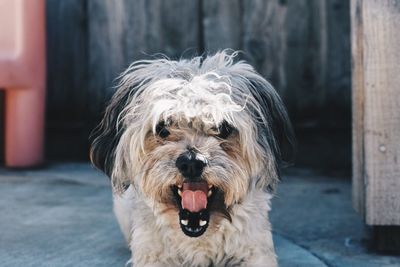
(90, 51, 294, 267)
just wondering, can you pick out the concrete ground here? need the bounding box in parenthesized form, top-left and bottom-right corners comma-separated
(0, 163, 399, 267)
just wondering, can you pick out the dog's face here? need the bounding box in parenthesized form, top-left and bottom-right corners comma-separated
(91, 51, 294, 238)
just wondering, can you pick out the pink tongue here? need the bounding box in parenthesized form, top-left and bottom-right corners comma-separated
(181, 190, 207, 213)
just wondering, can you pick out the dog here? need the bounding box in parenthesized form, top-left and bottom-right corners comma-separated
(90, 50, 294, 267)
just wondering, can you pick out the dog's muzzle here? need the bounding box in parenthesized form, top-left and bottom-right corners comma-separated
(174, 151, 214, 237)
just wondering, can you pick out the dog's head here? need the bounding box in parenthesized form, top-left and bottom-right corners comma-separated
(90, 51, 294, 237)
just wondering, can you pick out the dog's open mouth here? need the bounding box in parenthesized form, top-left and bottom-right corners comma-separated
(172, 180, 215, 237)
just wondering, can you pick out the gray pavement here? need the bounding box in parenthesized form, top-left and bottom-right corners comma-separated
(0, 163, 399, 267)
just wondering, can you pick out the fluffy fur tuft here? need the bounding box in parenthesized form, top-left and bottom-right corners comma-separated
(91, 50, 294, 267)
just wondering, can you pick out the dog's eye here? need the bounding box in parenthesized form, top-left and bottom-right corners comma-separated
(217, 121, 235, 139)
(156, 121, 170, 138)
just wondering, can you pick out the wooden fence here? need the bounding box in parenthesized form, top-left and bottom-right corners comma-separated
(352, 0, 400, 251)
(45, 0, 351, 159)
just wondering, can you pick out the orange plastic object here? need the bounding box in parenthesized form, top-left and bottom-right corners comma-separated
(0, 0, 46, 167)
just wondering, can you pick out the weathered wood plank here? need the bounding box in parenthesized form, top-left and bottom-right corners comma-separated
(283, 0, 328, 119)
(46, 0, 88, 122)
(87, 0, 127, 119)
(242, 0, 286, 95)
(324, 0, 351, 127)
(351, 0, 365, 216)
(43, 0, 353, 164)
(202, 0, 242, 52)
(45, 0, 89, 159)
(362, 0, 400, 225)
(352, 0, 400, 225)
(87, 0, 200, 118)
(241, 0, 340, 128)
(159, 0, 201, 58)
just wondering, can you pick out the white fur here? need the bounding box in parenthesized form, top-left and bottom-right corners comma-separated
(111, 52, 278, 193)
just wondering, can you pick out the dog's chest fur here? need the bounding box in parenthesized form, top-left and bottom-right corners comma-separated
(114, 187, 276, 267)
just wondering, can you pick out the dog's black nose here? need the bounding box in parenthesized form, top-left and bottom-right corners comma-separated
(176, 151, 206, 179)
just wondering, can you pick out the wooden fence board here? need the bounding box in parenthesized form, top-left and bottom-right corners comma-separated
(324, 0, 351, 126)
(44, 0, 352, 161)
(45, 0, 89, 159)
(241, 0, 350, 127)
(351, 0, 365, 216)
(281, 0, 327, 117)
(46, 0, 352, 129)
(362, 0, 400, 225)
(242, 0, 286, 94)
(87, 0, 127, 118)
(159, 0, 201, 58)
(46, 0, 88, 122)
(202, 0, 242, 52)
(87, 0, 200, 118)
(352, 0, 400, 225)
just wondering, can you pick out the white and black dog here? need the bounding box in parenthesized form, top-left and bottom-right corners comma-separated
(90, 50, 294, 267)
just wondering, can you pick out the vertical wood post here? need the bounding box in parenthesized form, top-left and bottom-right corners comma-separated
(352, 0, 400, 251)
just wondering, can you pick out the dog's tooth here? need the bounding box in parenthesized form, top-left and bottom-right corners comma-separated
(207, 190, 212, 197)
(181, 219, 188, 226)
(208, 184, 213, 189)
(199, 220, 207, 226)
(177, 184, 182, 188)
(178, 189, 182, 196)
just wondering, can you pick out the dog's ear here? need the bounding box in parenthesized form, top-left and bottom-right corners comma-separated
(249, 79, 296, 167)
(90, 59, 172, 181)
(90, 88, 132, 178)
